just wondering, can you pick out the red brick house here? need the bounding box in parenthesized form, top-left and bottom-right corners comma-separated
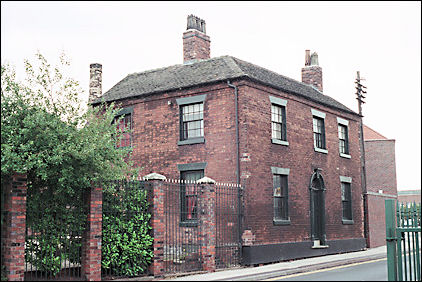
(363, 124, 398, 248)
(90, 15, 366, 265)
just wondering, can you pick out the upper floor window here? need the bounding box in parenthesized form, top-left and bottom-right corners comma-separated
(269, 96, 289, 146)
(181, 103, 204, 140)
(338, 124, 349, 154)
(337, 117, 351, 158)
(176, 94, 207, 145)
(271, 105, 287, 141)
(311, 109, 327, 153)
(313, 117, 326, 149)
(113, 107, 133, 148)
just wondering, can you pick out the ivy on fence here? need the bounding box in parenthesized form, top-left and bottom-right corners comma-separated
(102, 181, 153, 277)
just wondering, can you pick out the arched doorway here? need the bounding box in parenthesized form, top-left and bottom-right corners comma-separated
(309, 168, 327, 247)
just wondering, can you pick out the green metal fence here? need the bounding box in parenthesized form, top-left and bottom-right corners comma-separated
(385, 199, 421, 281)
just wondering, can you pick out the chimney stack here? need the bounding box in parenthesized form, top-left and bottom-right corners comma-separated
(301, 50, 323, 92)
(89, 63, 102, 104)
(183, 15, 210, 64)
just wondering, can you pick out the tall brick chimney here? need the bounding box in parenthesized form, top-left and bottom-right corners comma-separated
(301, 50, 323, 92)
(183, 15, 210, 64)
(89, 63, 102, 104)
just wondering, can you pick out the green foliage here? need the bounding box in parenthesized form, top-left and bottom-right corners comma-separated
(1, 264, 7, 281)
(102, 181, 153, 277)
(1, 52, 139, 275)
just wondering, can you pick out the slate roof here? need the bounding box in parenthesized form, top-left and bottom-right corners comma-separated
(92, 55, 358, 115)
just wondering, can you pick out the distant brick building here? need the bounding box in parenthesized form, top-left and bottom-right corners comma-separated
(363, 124, 398, 248)
(398, 190, 421, 203)
(91, 15, 366, 264)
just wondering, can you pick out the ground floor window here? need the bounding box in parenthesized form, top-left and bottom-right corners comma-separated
(180, 170, 204, 222)
(273, 174, 289, 221)
(341, 181, 352, 221)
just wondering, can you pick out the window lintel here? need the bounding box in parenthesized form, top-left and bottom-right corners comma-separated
(271, 167, 290, 175)
(311, 108, 326, 119)
(269, 96, 288, 107)
(176, 94, 207, 105)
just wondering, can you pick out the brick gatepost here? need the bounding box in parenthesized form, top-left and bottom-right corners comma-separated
(81, 184, 102, 281)
(197, 177, 216, 272)
(1, 173, 27, 281)
(143, 173, 166, 277)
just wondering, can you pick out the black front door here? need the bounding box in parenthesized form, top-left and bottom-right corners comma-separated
(310, 169, 326, 245)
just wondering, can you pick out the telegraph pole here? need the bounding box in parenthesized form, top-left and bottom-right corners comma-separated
(356, 71, 367, 116)
(356, 71, 369, 247)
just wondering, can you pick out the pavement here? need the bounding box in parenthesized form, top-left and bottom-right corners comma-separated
(160, 245, 387, 281)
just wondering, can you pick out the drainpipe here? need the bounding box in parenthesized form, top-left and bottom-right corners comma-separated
(227, 80, 240, 186)
(227, 80, 243, 263)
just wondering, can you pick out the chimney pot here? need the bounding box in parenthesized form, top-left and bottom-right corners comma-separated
(310, 52, 319, 66)
(183, 15, 210, 63)
(305, 50, 311, 66)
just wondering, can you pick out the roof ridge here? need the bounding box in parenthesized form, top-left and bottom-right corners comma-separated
(128, 55, 236, 77)
(220, 56, 247, 78)
(230, 56, 328, 94)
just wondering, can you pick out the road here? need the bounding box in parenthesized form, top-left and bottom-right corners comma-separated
(260, 258, 388, 281)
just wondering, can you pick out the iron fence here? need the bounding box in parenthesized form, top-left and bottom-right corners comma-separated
(24, 198, 85, 281)
(386, 199, 421, 281)
(162, 180, 201, 274)
(215, 183, 242, 269)
(160, 180, 242, 274)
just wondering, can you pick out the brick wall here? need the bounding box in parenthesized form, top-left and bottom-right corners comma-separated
(364, 139, 397, 195)
(81, 185, 102, 281)
(237, 80, 364, 245)
(366, 193, 396, 248)
(114, 81, 238, 182)
(397, 192, 421, 203)
(301, 66, 323, 92)
(1, 173, 27, 281)
(112, 77, 365, 250)
(363, 134, 398, 248)
(183, 29, 211, 63)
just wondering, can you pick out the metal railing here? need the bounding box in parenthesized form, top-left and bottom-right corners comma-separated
(386, 199, 421, 281)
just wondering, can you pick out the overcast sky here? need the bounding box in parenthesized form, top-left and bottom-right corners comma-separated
(1, 1, 421, 191)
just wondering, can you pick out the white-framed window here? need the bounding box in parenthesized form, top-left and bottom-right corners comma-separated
(311, 109, 327, 154)
(269, 96, 289, 146)
(340, 176, 353, 224)
(337, 117, 351, 159)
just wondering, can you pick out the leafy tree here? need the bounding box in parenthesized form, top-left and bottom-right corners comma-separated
(1, 52, 140, 276)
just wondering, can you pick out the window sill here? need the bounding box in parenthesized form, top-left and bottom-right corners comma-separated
(340, 153, 351, 159)
(272, 139, 289, 146)
(273, 218, 291, 225)
(314, 147, 328, 154)
(342, 219, 354, 225)
(178, 137, 205, 146)
(179, 221, 198, 227)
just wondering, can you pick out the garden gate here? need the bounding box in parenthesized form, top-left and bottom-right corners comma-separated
(385, 199, 421, 281)
(159, 180, 242, 275)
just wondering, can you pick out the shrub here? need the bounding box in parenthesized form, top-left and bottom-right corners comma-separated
(102, 181, 153, 277)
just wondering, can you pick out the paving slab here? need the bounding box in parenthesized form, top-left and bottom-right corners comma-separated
(163, 245, 387, 281)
